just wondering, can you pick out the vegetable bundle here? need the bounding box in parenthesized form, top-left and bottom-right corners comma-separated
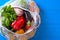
(1, 5, 33, 34)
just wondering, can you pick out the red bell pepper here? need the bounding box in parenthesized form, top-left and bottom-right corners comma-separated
(11, 16, 25, 30)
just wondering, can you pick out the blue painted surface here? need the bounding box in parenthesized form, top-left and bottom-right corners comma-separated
(0, 0, 60, 40)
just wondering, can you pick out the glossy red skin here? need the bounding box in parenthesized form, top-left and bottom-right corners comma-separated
(25, 25, 30, 30)
(11, 16, 25, 30)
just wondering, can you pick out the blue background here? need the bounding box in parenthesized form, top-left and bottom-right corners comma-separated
(0, 0, 60, 40)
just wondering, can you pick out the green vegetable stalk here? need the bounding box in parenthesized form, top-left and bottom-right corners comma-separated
(1, 5, 16, 30)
